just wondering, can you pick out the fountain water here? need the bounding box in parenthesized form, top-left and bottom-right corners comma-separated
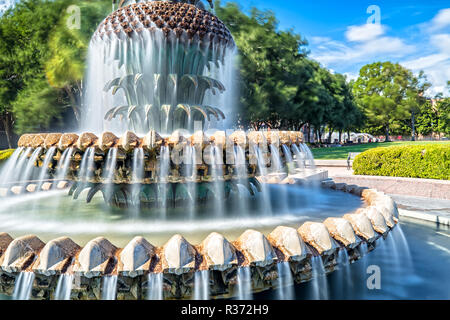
(37, 147, 56, 189)
(158, 145, 170, 216)
(102, 275, 118, 300)
(336, 248, 352, 298)
(0, 147, 23, 184)
(236, 266, 252, 300)
(291, 144, 305, 170)
(20, 147, 42, 183)
(310, 256, 329, 300)
(234, 145, 249, 214)
(209, 145, 225, 217)
(194, 270, 210, 300)
(54, 148, 74, 183)
(54, 274, 74, 300)
(147, 272, 163, 300)
(131, 148, 144, 208)
(12, 272, 35, 300)
(276, 261, 294, 300)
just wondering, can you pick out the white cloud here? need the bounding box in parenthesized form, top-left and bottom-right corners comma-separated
(310, 36, 415, 66)
(309, 8, 450, 96)
(429, 8, 450, 32)
(430, 33, 450, 53)
(402, 53, 449, 70)
(345, 23, 385, 42)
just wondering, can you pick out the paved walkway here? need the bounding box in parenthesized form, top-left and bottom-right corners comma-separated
(392, 195, 450, 226)
(319, 164, 450, 226)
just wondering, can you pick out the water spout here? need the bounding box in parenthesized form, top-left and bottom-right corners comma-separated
(54, 274, 73, 300)
(276, 261, 294, 300)
(194, 270, 210, 300)
(147, 273, 163, 300)
(12, 272, 35, 300)
(102, 275, 118, 300)
(310, 256, 329, 300)
(236, 266, 252, 300)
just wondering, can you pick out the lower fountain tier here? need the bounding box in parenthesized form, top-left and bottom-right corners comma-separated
(0, 185, 399, 299)
(16, 131, 304, 181)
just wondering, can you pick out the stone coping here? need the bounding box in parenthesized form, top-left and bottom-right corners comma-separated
(0, 183, 399, 300)
(333, 175, 450, 200)
(17, 130, 304, 152)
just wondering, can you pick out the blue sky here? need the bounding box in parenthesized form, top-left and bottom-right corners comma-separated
(222, 0, 450, 96)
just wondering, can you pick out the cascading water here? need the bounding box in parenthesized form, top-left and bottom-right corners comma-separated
(102, 147, 118, 200)
(269, 144, 282, 173)
(184, 145, 197, 219)
(310, 256, 329, 300)
(36, 147, 56, 189)
(9, 147, 31, 183)
(102, 275, 118, 300)
(276, 261, 294, 300)
(291, 144, 305, 171)
(78, 147, 95, 185)
(20, 147, 42, 183)
(253, 145, 272, 216)
(336, 248, 352, 298)
(298, 143, 315, 168)
(54, 274, 74, 300)
(82, 1, 236, 134)
(209, 145, 224, 217)
(234, 145, 249, 214)
(12, 272, 35, 300)
(281, 144, 294, 174)
(147, 272, 163, 300)
(236, 266, 252, 300)
(158, 146, 170, 217)
(391, 225, 414, 271)
(131, 148, 144, 209)
(0, 147, 23, 185)
(54, 148, 74, 184)
(194, 270, 210, 300)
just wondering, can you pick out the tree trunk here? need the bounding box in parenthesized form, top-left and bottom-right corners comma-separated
(411, 111, 416, 141)
(307, 124, 311, 143)
(338, 130, 342, 144)
(2, 111, 14, 148)
(327, 128, 333, 143)
(65, 86, 80, 126)
(347, 130, 351, 143)
(385, 124, 391, 142)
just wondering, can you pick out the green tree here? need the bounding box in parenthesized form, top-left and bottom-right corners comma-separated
(352, 62, 428, 141)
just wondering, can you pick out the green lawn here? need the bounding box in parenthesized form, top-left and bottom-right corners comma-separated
(311, 141, 450, 160)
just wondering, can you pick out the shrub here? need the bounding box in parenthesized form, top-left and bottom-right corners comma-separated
(353, 145, 450, 180)
(0, 149, 15, 164)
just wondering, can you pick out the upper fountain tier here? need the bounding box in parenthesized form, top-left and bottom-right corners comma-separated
(95, 1, 233, 47)
(84, 1, 236, 134)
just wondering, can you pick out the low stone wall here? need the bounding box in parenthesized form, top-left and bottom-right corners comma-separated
(333, 175, 450, 200)
(0, 185, 399, 300)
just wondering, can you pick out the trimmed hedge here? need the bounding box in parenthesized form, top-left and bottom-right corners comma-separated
(353, 145, 450, 180)
(0, 149, 15, 164)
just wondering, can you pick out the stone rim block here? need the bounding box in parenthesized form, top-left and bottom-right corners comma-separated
(118, 236, 156, 277)
(267, 226, 309, 262)
(73, 237, 117, 277)
(33, 237, 80, 276)
(235, 229, 276, 267)
(323, 217, 359, 249)
(298, 222, 337, 255)
(0, 235, 45, 273)
(161, 234, 197, 275)
(199, 232, 237, 271)
(343, 213, 377, 242)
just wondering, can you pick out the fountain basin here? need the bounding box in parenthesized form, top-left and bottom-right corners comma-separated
(0, 183, 398, 299)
